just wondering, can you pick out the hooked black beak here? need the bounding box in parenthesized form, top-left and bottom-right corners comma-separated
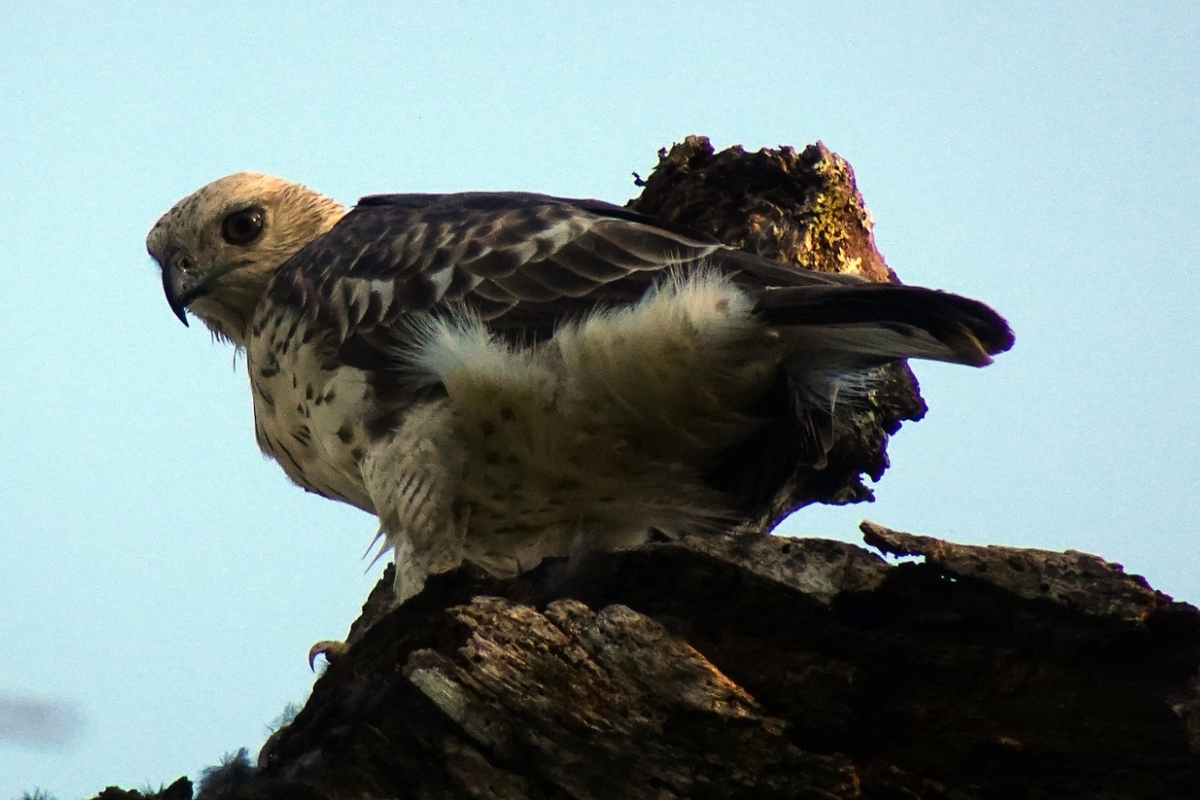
(160, 247, 198, 327)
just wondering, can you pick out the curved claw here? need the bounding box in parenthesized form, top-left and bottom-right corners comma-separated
(308, 639, 351, 671)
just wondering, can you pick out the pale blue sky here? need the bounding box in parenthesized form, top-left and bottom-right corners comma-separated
(2, 3, 1197, 796)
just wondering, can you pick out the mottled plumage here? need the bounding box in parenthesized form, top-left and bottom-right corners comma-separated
(147, 173, 1013, 604)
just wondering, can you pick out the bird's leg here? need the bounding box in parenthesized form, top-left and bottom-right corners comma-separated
(308, 557, 401, 669)
(309, 405, 467, 670)
(390, 535, 426, 604)
(366, 399, 469, 601)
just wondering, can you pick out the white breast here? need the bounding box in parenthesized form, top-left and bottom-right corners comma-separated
(247, 321, 376, 513)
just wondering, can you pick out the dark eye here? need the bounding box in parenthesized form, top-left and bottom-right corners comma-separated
(221, 206, 266, 245)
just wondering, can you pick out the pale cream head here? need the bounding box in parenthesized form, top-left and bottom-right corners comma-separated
(146, 172, 346, 345)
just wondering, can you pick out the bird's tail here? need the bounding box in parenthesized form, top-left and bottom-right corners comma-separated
(752, 283, 1014, 374)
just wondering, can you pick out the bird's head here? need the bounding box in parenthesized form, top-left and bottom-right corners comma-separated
(146, 172, 345, 345)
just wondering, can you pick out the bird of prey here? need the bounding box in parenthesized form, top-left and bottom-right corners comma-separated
(147, 173, 1012, 605)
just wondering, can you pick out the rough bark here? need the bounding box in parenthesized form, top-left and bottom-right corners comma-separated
(631, 137, 926, 528)
(88, 140, 1200, 799)
(100, 526, 1200, 800)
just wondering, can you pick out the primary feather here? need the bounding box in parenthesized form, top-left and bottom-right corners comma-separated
(147, 173, 1013, 603)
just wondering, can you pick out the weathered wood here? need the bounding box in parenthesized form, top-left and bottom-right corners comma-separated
(632, 137, 927, 528)
(212, 526, 1199, 799)
(861, 520, 1162, 621)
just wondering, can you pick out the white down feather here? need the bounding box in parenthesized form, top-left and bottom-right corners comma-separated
(367, 271, 786, 598)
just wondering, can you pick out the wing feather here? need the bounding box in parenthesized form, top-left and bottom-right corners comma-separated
(263, 192, 734, 346)
(260, 189, 1012, 371)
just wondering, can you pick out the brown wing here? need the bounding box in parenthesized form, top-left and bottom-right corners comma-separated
(265, 192, 730, 347)
(263, 189, 1011, 373)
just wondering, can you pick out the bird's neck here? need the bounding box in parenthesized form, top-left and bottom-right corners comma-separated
(189, 277, 270, 347)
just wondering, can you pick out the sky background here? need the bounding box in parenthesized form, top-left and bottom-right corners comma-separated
(1, 2, 1197, 796)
